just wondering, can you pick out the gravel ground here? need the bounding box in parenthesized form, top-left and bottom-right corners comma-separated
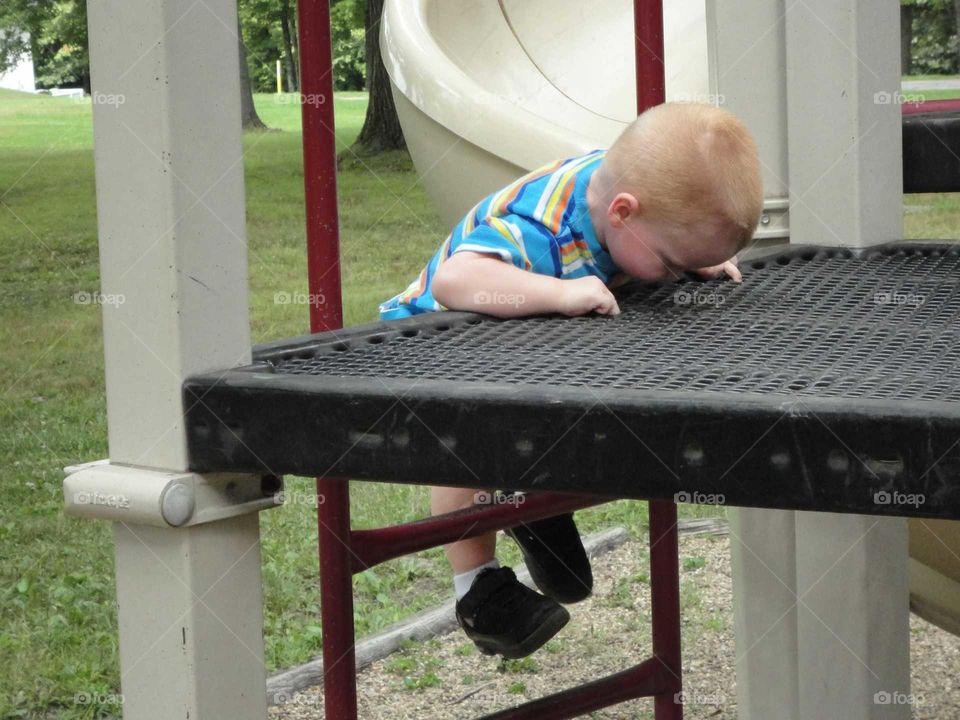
(271, 532, 959, 719)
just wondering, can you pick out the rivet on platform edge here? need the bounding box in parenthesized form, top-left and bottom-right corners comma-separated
(683, 443, 705, 467)
(770, 451, 791, 470)
(515, 439, 534, 455)
(827, 450, 849, 473)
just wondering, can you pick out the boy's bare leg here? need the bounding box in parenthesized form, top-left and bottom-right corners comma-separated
(431, 485, 497, 574)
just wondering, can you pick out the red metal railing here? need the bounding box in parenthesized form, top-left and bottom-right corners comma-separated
(298, 0, 683, 717)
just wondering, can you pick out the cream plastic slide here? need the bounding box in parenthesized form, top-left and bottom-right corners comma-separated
(380, 0, 960, 636)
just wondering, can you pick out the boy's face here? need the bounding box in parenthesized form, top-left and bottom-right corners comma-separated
(604, 202, 740, 282)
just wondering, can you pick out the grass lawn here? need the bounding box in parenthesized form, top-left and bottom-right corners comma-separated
(903, 73, 960, 82)
(1, 85, 959, 718)
(914, 89, 960, 101)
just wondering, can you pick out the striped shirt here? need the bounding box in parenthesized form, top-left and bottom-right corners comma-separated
(378, 149, 620, 320)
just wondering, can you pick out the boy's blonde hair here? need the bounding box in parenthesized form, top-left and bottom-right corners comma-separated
(604, 102, 763, 249)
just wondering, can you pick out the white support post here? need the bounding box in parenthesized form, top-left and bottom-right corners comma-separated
(728, 509, 800, 720)
(706, 0, 790, 247)
(786, 2, 909, 718)
(69, 1, 272, 718)
(708, 4, 800, 717)
(712, 0, 910, 718)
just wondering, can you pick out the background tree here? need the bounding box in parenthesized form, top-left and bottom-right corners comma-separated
(351, 0, 405, 155)
(902, 2, 916, 74)
(238, 16, 266, 129)
(279, 0, 299, 92)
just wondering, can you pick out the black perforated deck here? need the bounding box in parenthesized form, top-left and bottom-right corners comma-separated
(185, 243, 960, 519)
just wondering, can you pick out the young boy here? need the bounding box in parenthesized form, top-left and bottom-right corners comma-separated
(379, 102, 763, 659)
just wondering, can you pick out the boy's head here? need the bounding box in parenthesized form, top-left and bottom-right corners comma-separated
(591, 102, 763, 281)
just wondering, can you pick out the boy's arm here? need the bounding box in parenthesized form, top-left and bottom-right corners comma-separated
(432, 251, 620, 318)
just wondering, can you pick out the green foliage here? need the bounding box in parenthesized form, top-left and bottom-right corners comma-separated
(0, 2, 44, 74)
(499, 657, 538, 674)
(331, 0, 365, 90)
(1, 0, 88, 88)
(1, 0, 366, 94)
(240, 0, 365, 93)
(240, 0, 282, 92)
(904, 0, 959, 75)
(34, 0, 88, 88)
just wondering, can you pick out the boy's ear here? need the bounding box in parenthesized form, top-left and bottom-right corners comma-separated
(608, 192, 640, 227)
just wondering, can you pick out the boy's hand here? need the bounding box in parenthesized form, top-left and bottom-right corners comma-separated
(692, 257, 742, 283)
(559, 276, 621, 317)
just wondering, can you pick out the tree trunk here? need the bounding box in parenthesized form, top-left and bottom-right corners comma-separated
(900, 4, 914, 76)
(353, 0, 406, 154)
(291, 10, 300, 68)
(280, 0, 299, 92)
(954, 0, 960, 73)
(238, 16, 267, 129)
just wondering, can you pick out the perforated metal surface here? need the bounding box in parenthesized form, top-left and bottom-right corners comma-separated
(185, 243, 960, 518)
(265, 245, 960, 403)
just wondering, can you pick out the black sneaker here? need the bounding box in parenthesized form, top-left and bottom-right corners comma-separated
(455, 566, 570, 659)
(505, 512, 593, 604)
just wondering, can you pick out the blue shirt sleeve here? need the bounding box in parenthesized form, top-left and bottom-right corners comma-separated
(450, 214, 560, 277)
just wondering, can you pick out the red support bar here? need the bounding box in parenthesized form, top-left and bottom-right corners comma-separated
(649, 501, 683, 719)
(901, 98, 960, 116)
(298, 0, 343, 333)
(478, 657, 671, 720)
(635, 0, 682, 717)
(350, 492, 609, 572)
(315, 477, 358, 718)
(634, 0, 666, 111)
(298, 1, 354, 718)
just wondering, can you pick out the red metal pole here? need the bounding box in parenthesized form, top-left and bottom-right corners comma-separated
(649, 500, 682, 719)
(635, 0, 681, 718)
(299, 0, 343, 334)
(634, 0, 665, 111)
(351, 493, 608, 572)
(297, 2, 355, 719)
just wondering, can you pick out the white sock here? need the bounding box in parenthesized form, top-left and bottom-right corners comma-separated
(453, 559, 500, 600)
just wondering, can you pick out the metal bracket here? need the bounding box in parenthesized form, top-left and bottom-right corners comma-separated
(755, 197, 789, 240)
(63, 459, 283, 527)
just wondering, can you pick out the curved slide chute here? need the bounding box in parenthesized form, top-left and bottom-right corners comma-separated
(381, 0, 960, 637)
